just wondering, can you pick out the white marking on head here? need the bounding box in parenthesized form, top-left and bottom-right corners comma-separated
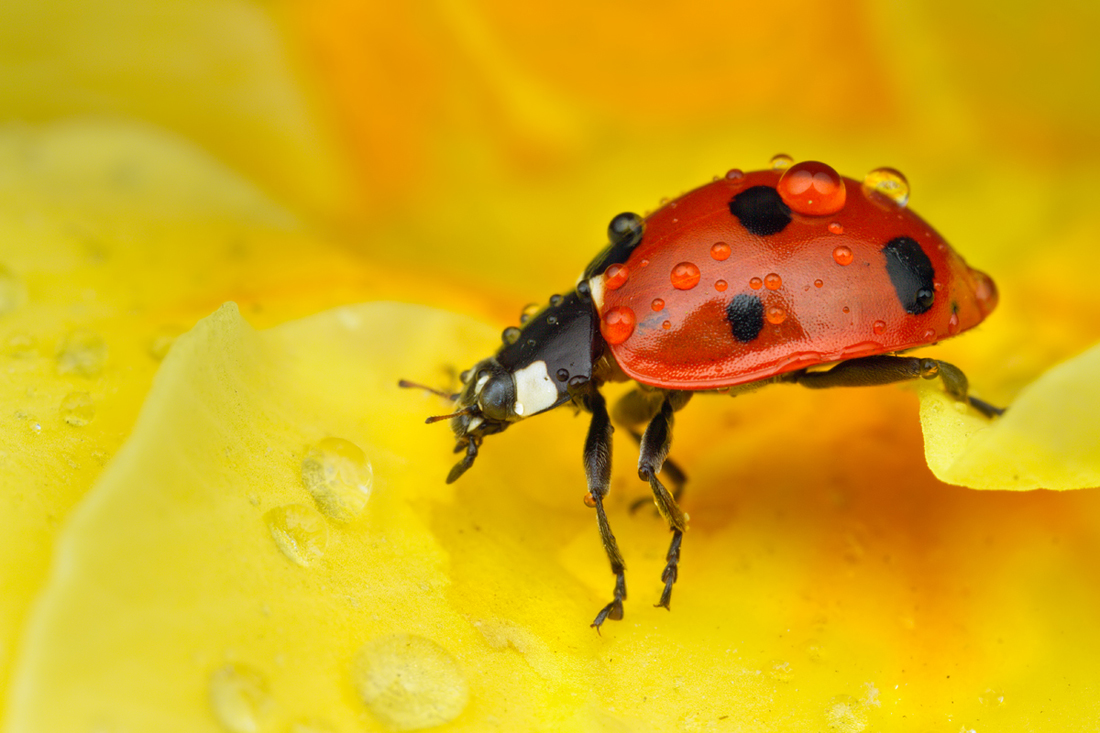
(512, 360, 558, 418)
(466, 416, 484, 431)
(475, 372, 490, 393)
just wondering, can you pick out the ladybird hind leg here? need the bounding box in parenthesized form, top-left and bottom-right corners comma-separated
(787, 355, 1005, 418)
(612, 388, 689, 507)
(580, 387, 628, 633)
(637, 391, 692, 610)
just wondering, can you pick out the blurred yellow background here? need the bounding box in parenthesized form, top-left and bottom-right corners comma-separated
(1, 1, 1099, 731)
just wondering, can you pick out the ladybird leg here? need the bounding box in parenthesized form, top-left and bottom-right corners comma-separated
(637, 391, 692, 610)
(613, 388, 689, 510)
(582, 387, 627, 633)
(788, 355, 1005, 418)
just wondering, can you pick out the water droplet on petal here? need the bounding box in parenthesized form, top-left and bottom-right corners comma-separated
(301, 437, 374, 523)
(715, 279, 728, 292)
(651, 298, 665, 312)
(828, 222, 844, 234)
(872, 320, 887, 335)
(209, 663, 272, 733)
(600, 306, 636, 345)
(770, 153, 794, 170)
(766, 306, 787, 324)
(749, 277, 763, 290)
(57, 329, 107, 377)
(60, 391, 95, 426)
(353, 635, 468, 731)
(0, 265, 27, 315)
(604, 264, 629, 290)
(670, 262, 701, 290)
(862, 167, 910, 207)
(825, 694, 868, 732)
(710, 241, 731, 261)
(777, 161, 847, 216)
(265, 504, 328, 567)
(764, 273, 782, 290)
(832, 246, 854, 266)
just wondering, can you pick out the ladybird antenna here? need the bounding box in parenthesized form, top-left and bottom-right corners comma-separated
(397, 379, 458, 400)
(425, 406, 474, 425)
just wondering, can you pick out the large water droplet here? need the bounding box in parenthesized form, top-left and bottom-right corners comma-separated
(209, 663, 272, 733)
(670, 262, 701, 290)
(764, 273, 782, 290)
(60, 391, 95, 426)
(265, 504, 328, 567)
(710, 241, 731, 261)
(777, 161, 846, 216)
(0, 265, 27, 315)
(832, 246, 854, 266)
(600, 306, 636, 345)
(862, 167, 910, 207)
(604, 263, 629, 290)
(56, 329, 107, 377)
(353, 635, 468, 731)
(301, 437, 374, 523)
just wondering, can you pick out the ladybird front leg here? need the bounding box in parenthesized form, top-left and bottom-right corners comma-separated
(788, 355, 1005, 418)
(581, 387, 627, 633)
(637, 391, 692, 610)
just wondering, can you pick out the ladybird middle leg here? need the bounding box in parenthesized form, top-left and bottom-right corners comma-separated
(612, 388, 689, 507)
(786, 355, 1004, 417)
(637, 391, 692, 610)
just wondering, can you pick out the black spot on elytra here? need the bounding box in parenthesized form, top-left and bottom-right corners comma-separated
(729, 186, 791, 236)
(882, 236, 936, 314)
(726, 294, 765, 342)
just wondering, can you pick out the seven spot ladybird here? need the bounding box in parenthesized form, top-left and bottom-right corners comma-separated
(402, 158, 1003, 632)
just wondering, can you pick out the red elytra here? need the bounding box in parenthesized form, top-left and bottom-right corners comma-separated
(594, 166, 998, 390)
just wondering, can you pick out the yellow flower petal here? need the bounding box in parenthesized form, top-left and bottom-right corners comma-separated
(922, 342, 1100, 490)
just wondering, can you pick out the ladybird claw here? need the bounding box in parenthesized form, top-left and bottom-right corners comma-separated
(590, 599, 624, 633)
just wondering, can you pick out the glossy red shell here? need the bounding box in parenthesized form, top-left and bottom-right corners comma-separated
(593, 168, 997, 390)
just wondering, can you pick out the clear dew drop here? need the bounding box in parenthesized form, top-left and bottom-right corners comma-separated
(300, 437, 374, 523)
(56, 329, 107, 377)
(209, 663, 273, 733)
(0, 265, 27, 315)
(725, 168, 744, 180)
(770, 153, 794, 170)
(872, 320, 887, 335)
(651, 298, 665, 312)
(264, 504, 328, 567)
(353, 634, 469, 732)
(765, 305, 787, 324)
(862, 167, 910, 207)
(519, 303, 540, 324)
(979, 688, 1006, 706)
(764, 273, 782, 290)
(749, 277, 763, 290)
(832, 245, 854, 266)
(59, 391, 95, 426)
(501, 326, 521, 345)
(149, 324, 185, 361)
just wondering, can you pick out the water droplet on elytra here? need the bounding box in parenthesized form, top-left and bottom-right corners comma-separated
(862, 167, 910, 207)
(770, 153, 794, 170)
(519, 303, 540, 324)
(604, 264, 629, 290)
(814, 279, 824, 288)
(60, 391, 95, 426)
(209, 663, 272, 733)
(651, 298, 665, 312)
(301, 437, 374, 523)
(549, 294, 563, 307)
(556, 368, 569, 382)
(710, 241, 731, 261)
(828, 222, 844, 234)
(766, 306, 787, 324)
(600, 306, 636, 345)
(662, 320, 671, 330)
(265, 504, 328, 567)
(749, 277, 763, 290)
(353, 635, 468, 731)
(725, 168, 744, 180)
(670, 262, 701, 290)
(777, 161, 846, 216)
(948, 311, 960, 335)
(715, 279, 728, 292)
(56, 329, 107, 377)
(872, 320, 887, 335)
(833, 245, 854, 266)
(764, 273, 782, 290)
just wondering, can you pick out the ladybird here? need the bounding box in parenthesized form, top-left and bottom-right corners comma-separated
(402, 159, 1002, 632)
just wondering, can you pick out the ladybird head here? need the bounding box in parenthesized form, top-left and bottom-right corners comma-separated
(417, 289, 600, 483)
